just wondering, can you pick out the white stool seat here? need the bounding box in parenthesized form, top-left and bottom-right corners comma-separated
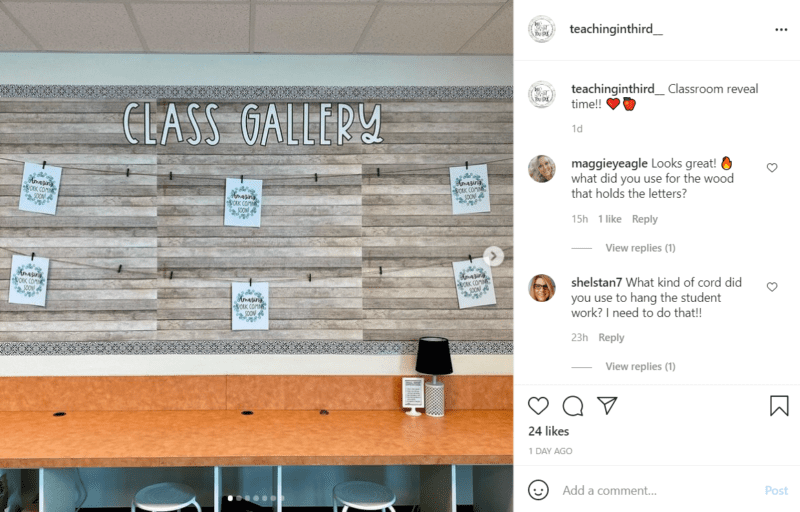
(333, 481, 397, 512)
(132, 483, 201, 512)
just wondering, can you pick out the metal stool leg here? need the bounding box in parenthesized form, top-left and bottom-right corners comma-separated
(333, 492, 338, 512)
(131, 500, 136, 512)
(388, 506, 396, 512)
(191, 498, 202, 512)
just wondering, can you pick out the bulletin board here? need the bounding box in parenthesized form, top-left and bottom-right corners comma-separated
(0, 86, 512, 357)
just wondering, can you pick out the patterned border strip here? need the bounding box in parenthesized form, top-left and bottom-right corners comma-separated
(0, 341, 512, 356)
(0, 85, 512, 100)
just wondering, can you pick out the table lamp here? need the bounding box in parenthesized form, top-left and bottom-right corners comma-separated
(415, 337, 453, 417)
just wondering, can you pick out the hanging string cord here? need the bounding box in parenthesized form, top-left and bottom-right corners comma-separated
(0, 156, 512, 183)
(3, 154, 510, 284)
(0, 246, 512, 285)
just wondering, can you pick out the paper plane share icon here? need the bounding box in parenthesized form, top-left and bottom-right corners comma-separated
(597, 397, 618, 415)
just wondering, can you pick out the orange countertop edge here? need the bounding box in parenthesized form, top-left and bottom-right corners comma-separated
(0, 409, 513, 468)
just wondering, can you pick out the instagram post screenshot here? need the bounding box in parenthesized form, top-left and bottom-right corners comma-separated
(2, 0, 797, 511)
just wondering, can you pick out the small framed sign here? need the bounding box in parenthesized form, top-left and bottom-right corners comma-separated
(402, 377, 425, 416)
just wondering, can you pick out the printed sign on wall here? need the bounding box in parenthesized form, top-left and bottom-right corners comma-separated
(449, 164, 490, 215)
(452, 259, 496, 309)
(19, 163, 62, 215)
(232, 282, 269, 330)
(225, 178, 263, 227)
(9, 255, 50, 307)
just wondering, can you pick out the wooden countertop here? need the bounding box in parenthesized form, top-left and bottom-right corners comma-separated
(0, 410, 512, 468)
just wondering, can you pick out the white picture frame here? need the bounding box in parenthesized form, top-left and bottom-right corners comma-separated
(402, 377, 425, 416)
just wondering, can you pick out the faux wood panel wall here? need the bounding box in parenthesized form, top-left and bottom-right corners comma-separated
(1, 100, 158, 342)
(0, 97, 512, 348)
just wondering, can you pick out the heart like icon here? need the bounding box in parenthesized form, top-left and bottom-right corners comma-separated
(767, 282, 778, 292)
(767, 163, 778, 172)
(606, 98, 620, 110)
(528, 397, 549, 415)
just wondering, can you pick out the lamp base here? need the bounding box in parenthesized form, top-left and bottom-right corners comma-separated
(425, 380, 445, 417)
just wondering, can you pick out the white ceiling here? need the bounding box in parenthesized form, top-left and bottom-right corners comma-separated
(0, 0, 512, 55)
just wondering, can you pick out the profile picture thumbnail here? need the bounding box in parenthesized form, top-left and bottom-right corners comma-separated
(529, 275, 555, 302)
(529, 16, 555, 43)
(528, 81, 555, 108)
(529, 155, 555, 183)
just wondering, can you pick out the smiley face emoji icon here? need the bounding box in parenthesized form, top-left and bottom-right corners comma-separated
(528, 479, 549, 500)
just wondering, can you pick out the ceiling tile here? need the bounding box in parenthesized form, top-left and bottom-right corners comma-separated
(131, 4, 249, 53)
(255, 4, 374, 53)
(358, 4, 501, 54)
(459, 3, 511, 54)
(0, 9, 36, 51)
(3, 2, 141, 52)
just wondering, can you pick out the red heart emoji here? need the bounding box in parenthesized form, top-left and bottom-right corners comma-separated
(607, 98, 620, 110)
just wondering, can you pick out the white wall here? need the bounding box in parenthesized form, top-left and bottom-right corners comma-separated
(0, 355, 512, 376)
(0, 54, 511, 86)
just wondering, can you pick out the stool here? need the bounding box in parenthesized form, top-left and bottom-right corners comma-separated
(333, 481, 397, 512)
(132, 483, 201, 512)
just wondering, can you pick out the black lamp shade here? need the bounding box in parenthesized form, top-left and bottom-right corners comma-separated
(415, 337, 453, 376)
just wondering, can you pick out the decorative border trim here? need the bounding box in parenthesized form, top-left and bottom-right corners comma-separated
(0, 85, 512, 100)
(0, 341, 512, 356)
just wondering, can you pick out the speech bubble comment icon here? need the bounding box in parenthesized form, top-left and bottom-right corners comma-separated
(562, 396, 584, 416)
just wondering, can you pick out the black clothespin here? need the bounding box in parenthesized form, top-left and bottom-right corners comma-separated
(469, 255, 473, 263)
(315, 173, 318, 182)
(31, 252, 35, 261)
(377, 168, 380, 177)
(308, 273, 312, 282)
(249, 278, 252, 287)
(169, 271, 173, 280)
(118, 265, 122, 273)
(241, 175, 244, 183)
(379, 266, 383, 275)
(42, 161, 46, 169)
(126, 168, 130, 177)
(465, 161, 469, 170)
(169, 172, 173, 180)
